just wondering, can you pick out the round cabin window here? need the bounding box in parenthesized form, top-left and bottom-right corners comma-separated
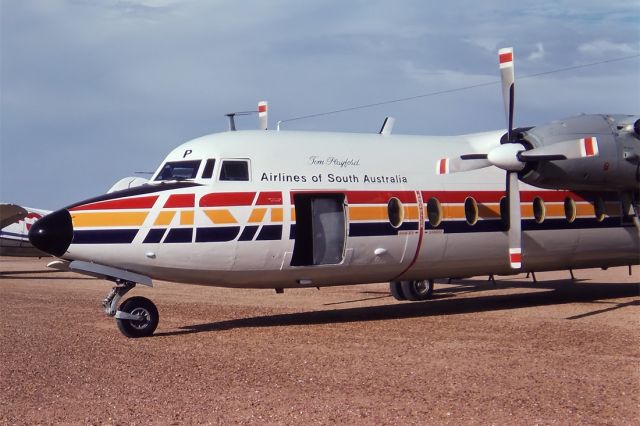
(564, 197, 577, 223)
(594, 197, 605, 222)
(533, 197, 545, 224)
(387, 197, 404, 228)
(426, 197, 442, 227)
(464, 197, 478, 226)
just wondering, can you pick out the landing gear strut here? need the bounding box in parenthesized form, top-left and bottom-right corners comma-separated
(102, 281, 159, 338)
(389, 279, 434, 301)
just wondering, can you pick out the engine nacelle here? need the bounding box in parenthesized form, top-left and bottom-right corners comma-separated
(518, 114, 640, 192)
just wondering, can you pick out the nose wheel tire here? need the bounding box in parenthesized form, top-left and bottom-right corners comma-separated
(400, 279, 434, 301)
(116, 296, 159, 338)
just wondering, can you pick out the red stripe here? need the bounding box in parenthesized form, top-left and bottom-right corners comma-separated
(70, 196, 158, 211)
(258, 104, 267, 113)
(510, 252, 522, 263)
(164, 194, 195, 208)
(584, 137, 595, 156)
(199, 192, 256, 207)
(439, 159, 447, 175)
(345, 191, 417, 204)
(256, 191, 282, 205)
(499, 52, 513, 64)
(422, 191, 587, 203)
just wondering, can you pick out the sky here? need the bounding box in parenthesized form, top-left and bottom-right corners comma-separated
(1, 0, 639, 209)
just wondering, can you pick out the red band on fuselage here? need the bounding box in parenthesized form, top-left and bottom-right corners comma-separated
(256, 192, 283, 205)
(199, 192, 256, 207)
(70, 196, 159, 211)
(164, 194, 195, 208)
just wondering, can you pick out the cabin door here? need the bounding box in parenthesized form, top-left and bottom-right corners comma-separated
(290, 193, 347, 266)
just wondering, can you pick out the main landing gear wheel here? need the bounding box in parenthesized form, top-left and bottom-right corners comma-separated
(389, 281, 406, 300)
(115, 296, 159, 338)
(389, 280, 434, 301)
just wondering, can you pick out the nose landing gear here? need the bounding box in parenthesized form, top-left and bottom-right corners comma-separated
(103, 282, 159, 338)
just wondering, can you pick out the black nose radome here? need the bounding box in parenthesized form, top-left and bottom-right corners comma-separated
(28, 209, 73, 257)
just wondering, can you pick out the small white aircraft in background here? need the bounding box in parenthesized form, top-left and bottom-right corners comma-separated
(0, 177, 148, 257)
(28, 48, 640, 338)
(0, 204, 51, 257)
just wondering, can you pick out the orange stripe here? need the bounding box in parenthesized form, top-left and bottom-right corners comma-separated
(204, 209, 237, 224)
(72, 211, 148, 228)
(248, 208, 267, 223)
(403, 205, 419, 220)
(154, 211, 175, 226)
(270, 208, 283, 222)
(349, 206, 388, 221)
(180, 210, 194, 225)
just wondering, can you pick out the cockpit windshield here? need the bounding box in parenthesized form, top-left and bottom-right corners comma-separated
(154, 160, 201, 181)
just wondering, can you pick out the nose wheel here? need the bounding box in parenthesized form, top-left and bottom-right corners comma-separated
(102, 281, 159, 338)
(115, 296, 159, 338)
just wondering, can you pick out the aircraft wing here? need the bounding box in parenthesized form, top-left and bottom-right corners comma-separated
(0, 203, 28, 229)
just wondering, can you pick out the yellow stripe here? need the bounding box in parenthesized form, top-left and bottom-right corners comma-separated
(248, 208, 267, 223)
(290, 208, 296, 221)
(154, 211, 175, 226)
(477, 204, 501, 219)
(205, 209, 237, 224)
(72, 211, 148, 228)
(349, 206, 388, 221)
(180, 210, 194, 225)
(403, 205, 419, 220)
(576, 203, 595, 217)
(270, 208, 283, 222)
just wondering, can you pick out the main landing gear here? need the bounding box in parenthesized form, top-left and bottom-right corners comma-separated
(103, 281, 159, 338)
(389, 279, 434, 301)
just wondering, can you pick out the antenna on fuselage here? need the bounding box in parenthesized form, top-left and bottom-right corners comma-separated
(225, 101, 268, 131)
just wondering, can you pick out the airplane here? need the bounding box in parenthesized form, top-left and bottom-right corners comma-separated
(0, 204, 51, 257)
(27, 48, 639, 338)
(0, 177, 148, 258)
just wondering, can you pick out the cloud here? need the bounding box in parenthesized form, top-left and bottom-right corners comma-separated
(578, 40, 640, 57)
(1, 0, 639, 208)
(528, 43, 545, 61)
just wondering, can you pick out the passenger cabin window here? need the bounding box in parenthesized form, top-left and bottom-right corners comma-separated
(219, 160, 250, 181)
(154, 160, 201, 181)
(201, 159, 216, 179)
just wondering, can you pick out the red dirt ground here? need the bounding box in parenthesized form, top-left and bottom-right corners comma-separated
(1, 256, 638, 424)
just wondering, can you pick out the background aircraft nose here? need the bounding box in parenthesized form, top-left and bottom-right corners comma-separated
(28, 209, 73, 257)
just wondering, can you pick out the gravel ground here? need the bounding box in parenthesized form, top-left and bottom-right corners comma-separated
(1, 256, 638, 425)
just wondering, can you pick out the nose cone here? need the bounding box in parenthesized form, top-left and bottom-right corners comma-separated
(28, 209, 73, 257)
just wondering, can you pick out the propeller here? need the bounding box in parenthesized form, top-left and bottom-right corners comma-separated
(435, 48, 601, 270)
(258, 101, 268, 130)
(499, 47, 523, 270)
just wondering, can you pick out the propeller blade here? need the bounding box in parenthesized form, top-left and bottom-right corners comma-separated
(507, 171, 522, 270)
(436, 156, 491, 175)
(258, 101, 268, 130)
(518, 137, 599, 162)
(498, 47, 515, 141)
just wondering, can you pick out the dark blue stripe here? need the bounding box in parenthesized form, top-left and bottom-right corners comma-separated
(195, 227, 240, 242)
(435, 217, 628, 234)
(256, 225, 282, 241)
(73, 229, 138, 244)
(164, 228, 193, 243)
(143, 228, 167, 243)
(238, 226, 258, 241)
(290, 224, 296, 240)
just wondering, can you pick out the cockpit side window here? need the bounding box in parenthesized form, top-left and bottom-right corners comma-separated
(201, 159, 216, 179)
(219, 160, 250, 181)
(154, 160, 202, 181)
